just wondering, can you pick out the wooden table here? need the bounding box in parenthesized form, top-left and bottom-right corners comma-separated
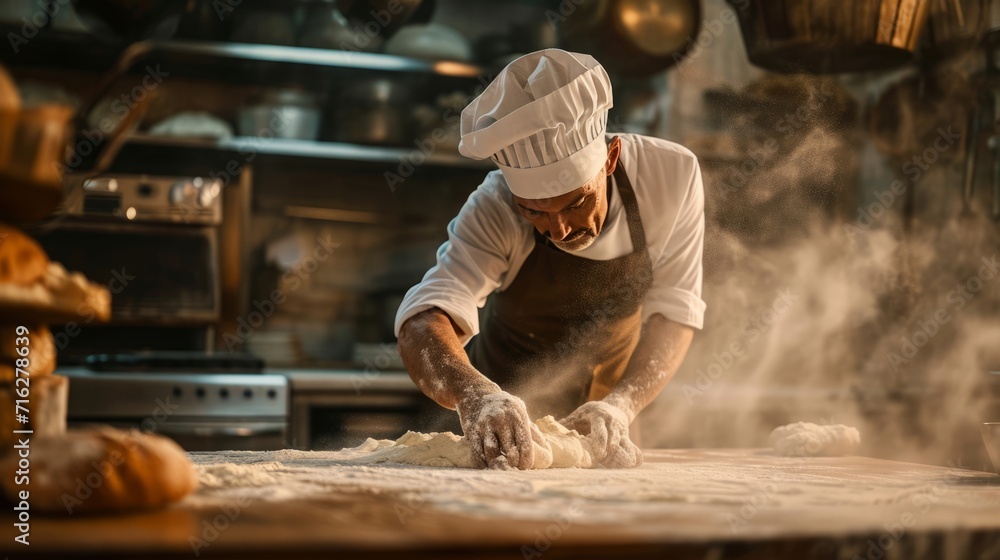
(5, 449, 1000, 560)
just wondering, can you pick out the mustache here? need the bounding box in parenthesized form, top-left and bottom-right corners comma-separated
(551, 229, 592, 243)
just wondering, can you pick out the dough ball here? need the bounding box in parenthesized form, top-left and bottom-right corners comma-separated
(0, 224, 48, 286)
(0, 427, 198, 514)
(769, 422, 861, 457)
(0, 325, 56, 378)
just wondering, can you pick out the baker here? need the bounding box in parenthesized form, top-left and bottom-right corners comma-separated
(396, 49, 705, 470)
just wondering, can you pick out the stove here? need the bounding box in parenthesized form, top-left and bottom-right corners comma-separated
(60, 352, 289, 451)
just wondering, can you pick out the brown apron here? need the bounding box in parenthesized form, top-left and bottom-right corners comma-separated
(468, 164, 654, 420)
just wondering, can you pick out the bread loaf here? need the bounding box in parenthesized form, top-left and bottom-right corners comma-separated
(0, 427, 198, 513)
(0, 374, 66, 447)
(0, 325, 55, 379)
(0, 224, 48, 286)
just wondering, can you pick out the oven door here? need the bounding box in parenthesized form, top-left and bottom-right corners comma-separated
(72, 419, 288, 452)
(36, 220, 220, 323)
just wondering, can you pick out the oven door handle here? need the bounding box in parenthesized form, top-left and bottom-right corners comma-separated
(153, 422, 286, 438)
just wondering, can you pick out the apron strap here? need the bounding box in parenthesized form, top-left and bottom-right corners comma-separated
(612, 163, 648, 255)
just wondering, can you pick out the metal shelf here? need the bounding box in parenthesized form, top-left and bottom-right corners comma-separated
(0, 25, 487, 82)
(126, 133, 491, 169)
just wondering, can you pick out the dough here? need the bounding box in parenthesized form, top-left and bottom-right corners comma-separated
(0, 426, 198, 513)
(0, 325, 56, 378)
(769, 422, 861, 457)
(351, 416, 595, 469)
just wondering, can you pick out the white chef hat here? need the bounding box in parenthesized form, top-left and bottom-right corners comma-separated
(459, 49, 613, 200)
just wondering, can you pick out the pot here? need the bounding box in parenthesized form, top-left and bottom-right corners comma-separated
(728, 0, 932, 73)
(331, 79, 409, 146)
(238, 91, 320, 141)
(561, 0, 701, 77)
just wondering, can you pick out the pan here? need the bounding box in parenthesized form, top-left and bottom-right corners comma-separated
(561, 0, 701, 77)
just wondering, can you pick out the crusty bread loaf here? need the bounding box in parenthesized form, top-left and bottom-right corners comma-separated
(0, 427, 198, 514)
(0, 325, 55, 379)
(0, 263, 111, 324)
(0, 224, 48, 286)
(0, 374, 66, 446)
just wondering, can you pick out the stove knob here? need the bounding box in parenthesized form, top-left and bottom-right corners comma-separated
(220, 388, 229, 399)
(267, 389, 277, 399)
(195, 387, 206, 399)
(243, 389, 253, 398)
(172, 387, 182, 398)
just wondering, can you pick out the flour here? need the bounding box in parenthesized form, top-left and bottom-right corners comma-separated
(350, 415, 594, 469)
(769, 422, 861, 457)
(197, 462, 283, 489)
(185, 447, 997, 538)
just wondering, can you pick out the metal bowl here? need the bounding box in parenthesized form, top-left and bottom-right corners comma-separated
(982, 423, 1000, 474)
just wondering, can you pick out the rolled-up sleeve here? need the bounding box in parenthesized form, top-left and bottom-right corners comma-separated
(394, 176, 518, 345)
(641, 155, 706, 329)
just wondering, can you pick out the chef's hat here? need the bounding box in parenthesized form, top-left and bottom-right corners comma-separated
(459, 49, 613, 199)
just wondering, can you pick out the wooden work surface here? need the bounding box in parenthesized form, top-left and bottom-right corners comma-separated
(5, 449, 1000, 560)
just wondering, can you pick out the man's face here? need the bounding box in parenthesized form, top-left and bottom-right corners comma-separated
(512, 137, 621, 252)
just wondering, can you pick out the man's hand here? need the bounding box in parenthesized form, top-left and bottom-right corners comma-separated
(458, 389, 537, 470)
(560, 400, 642, 468)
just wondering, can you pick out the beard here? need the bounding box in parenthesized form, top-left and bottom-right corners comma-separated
(551, 229, 597, 252)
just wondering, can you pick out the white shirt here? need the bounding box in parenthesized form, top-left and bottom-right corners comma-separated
(394, 133, 706, 346)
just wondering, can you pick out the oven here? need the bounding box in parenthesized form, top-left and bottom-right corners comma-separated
(38, 172, 284, 451)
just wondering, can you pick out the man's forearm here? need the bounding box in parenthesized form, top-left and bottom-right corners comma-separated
(397, 308, 498, 410)
(603, 314, 694, 420)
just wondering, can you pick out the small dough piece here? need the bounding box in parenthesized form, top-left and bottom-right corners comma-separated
(769, 422, 861, 457)
(0, 427, 198, 513)
(0, 374, 66, 447)
(352, 415, 595, 469)
(0, 325, 56, 378)
(0, 224, 48, 286)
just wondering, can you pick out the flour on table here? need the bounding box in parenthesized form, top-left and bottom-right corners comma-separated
(350, 415, 595, 469)
(769, 422, 860, 457)
(198, 461, 283, 489)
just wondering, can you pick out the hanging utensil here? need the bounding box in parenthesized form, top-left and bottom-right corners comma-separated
(729, 0, 932, 73)
(561, 0, 701, 77)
